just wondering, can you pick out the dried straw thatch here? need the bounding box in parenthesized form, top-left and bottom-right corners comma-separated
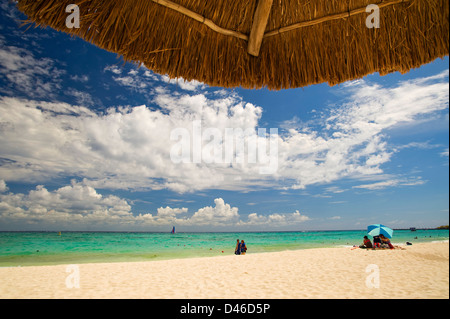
(16, 0, 449, 90)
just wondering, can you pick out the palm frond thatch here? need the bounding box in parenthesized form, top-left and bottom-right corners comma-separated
(16, 0, 449, 89)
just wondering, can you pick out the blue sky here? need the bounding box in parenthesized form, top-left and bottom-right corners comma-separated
(0, 2, 448, 231)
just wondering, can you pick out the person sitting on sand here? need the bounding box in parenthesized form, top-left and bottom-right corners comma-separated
(240, 240, 247, 255)
(380, 234, 394, 249)
(235, 239, 241, 255)
(373, 235, 381, 248)
(359, 236, 373, 249)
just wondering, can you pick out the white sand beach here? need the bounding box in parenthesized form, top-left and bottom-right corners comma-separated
(0, 242, 448, 299)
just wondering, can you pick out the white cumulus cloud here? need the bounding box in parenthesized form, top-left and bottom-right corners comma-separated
(0, 71, 448, 194)
(0, 180, 310, 230)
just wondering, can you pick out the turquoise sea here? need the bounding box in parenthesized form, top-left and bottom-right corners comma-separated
(0, 229, 448, 266)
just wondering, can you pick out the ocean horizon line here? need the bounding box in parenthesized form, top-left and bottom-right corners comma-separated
(0, 227, 446, 234)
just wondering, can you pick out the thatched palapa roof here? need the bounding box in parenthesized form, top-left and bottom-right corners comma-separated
(16, 0, 449, 90)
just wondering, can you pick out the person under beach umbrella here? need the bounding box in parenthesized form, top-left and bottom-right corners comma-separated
(15, 0, 448, 90)
(367, 224, 394, 239)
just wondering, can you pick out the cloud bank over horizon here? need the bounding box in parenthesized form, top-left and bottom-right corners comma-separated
(0, 179, 310, 231)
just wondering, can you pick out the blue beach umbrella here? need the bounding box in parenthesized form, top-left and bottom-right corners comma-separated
(367, 224, 394, 238)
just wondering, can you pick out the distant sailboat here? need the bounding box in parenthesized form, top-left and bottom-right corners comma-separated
(171, 226, 175, 234)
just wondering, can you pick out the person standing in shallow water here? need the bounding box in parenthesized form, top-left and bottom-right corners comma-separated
(240, 240, 247, 255)
(235, 239, 241, 255)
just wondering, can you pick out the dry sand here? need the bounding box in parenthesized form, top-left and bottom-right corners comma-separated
(0, 242, 448, 299)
